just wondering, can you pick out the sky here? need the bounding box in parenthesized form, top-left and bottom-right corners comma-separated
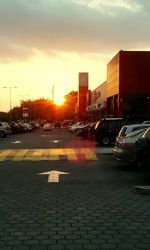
(0, 0, 150, 111)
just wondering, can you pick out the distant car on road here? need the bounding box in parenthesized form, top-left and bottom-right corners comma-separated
(0, 121, 12, 137)
(43, 123, 52, 131)
(54, 121, 61, 128)
(68, 122, 84, 133)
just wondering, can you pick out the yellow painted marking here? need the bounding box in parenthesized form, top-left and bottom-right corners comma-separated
(0, 148, 97, 161)
(65, 149, 78, 161)
(49, 154, 59, 160)
(32, 149, 43, 161)
(23, 149, 34, 161)
(42, 149, 51, 160)
(0, 150, 13, 161)
(13, 149, 28, 161)
(80, 148, 98, 160)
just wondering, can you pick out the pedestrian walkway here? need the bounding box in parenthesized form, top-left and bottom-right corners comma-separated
(0, 148, 100, 161)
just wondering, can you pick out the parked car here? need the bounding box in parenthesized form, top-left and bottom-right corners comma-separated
(43, 123, 53, 131)
(135, 127, 150, 167)
(0, 121, 12, 137)
(54, 121, 61, 128)
(118, 124, 150, 137)
(76, 123, 91, 138)
(113, 128, 147, 164)
(8, 122, 20, 134)
(23, 122, 33, 132)
(17, 122, 28, 133)
(68, 122, 84, 132)
(94, 118, 124, 145)
(88, 122, 97, 138)
(141, 120, 150, 124)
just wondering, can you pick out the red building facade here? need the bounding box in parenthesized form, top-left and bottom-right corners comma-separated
(86, 50, 150, 121)
(107, 50, 150, 120)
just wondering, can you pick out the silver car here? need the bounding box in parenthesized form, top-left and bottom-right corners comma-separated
(0, 121, 12, 137)
(118, 124, 150, 137)
(113, 128, 147, 163)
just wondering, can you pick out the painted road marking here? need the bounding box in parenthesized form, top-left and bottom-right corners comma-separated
(38, 170, 70, 183)
(0, 148, 97, 161)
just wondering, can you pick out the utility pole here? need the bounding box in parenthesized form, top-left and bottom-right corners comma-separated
(3, 86, 18, 121)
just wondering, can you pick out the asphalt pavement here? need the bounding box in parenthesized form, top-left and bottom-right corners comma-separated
(0, 128, 150, 250)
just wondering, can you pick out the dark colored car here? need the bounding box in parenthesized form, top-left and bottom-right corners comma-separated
(88, 122, 97, 138)
(76, 123, 91, 138)
(135, 127, 150, 167)
(54, 121, 61, 128)
(94, 118, 124, 145)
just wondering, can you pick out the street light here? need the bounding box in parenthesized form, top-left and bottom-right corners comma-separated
(3, 86, 18, 121)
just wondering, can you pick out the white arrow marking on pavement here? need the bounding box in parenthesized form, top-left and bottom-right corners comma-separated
(38, 170, 70, 183)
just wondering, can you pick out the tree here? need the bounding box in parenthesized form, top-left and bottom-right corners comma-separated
(63, 91, 78, 119)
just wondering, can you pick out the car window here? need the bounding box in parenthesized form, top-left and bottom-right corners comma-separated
(100, 120, 109, 129)
(126, 128, 147, 138)
(118, 126, 127, 136)
(143, 128, 150, 139)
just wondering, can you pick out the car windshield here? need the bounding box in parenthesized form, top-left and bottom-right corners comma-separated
(126, 128, 147, 138)
(118, 126, 128, 136)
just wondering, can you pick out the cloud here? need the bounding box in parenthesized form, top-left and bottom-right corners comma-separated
(0, 0, 150, 62)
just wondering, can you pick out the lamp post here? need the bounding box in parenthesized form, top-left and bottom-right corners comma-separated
(3, 86, 17, 121)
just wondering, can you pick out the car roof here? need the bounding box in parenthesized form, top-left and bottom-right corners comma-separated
(123, 124, 150, 128)
(102, 118, 123, 120)
(126, 128, 147, 138)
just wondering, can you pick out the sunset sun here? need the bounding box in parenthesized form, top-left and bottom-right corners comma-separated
(54, 95, 65, 105)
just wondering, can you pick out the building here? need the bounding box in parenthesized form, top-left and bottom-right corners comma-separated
(76, 72, 89, 121)
(86, 50, 150, 121)
(86, 81, 107, 121)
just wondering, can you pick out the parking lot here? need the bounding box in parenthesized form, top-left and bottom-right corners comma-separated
(0, 128, 150, 249)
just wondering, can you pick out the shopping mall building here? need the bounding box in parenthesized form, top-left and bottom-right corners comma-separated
(76, 50, 150, 122)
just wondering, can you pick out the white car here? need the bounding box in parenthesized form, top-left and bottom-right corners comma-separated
(68, 122, 84, 132)
(0, 121, 12, 137)
(23, 122, 33, 131)
(43, 123, 52, 131)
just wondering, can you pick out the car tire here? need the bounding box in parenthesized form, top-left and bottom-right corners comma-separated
(136, 154, 149, 169)
(0, 131, 3, 138)
(0, 131, 6, 138)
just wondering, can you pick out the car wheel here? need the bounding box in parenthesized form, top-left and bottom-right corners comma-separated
(0, 131, 6, 138)
(0, 131, 3, 138)
(101, 137, 110, 146)
(137, 155, 149, 169)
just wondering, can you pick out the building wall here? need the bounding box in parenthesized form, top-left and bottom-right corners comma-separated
(85, 50, 150, 122)
(120, 51, 150, 96)
(107, 52, 120, 97)
(88, 82, 107, 121)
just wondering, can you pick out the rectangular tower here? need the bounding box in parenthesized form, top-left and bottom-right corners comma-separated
(78, 72, 89, 120)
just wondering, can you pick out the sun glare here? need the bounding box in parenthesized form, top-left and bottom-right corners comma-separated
(54, 96, 65, 106)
